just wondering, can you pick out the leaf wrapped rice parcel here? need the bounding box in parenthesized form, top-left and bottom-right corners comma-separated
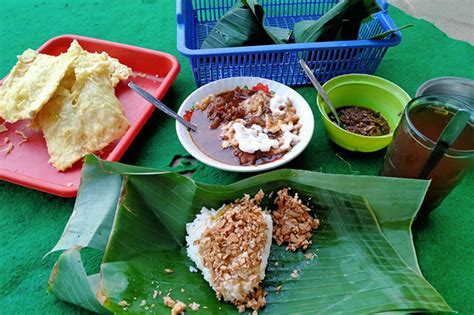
(294, 0, 382, 43)
(201, 0, 291, 49)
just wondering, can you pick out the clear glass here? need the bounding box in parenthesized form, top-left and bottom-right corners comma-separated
(380, 95, 474, 217)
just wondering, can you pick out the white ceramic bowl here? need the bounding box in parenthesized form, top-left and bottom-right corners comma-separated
(176, 77, 314, 172)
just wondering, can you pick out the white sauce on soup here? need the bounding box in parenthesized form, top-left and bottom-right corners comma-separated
(269, 95, 287, 116)
(232, 123, 279, 154)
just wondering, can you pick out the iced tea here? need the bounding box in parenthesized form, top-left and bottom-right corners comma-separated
(381, 96, 474, 216)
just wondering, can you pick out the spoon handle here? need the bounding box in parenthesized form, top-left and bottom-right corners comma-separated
(128, 82, 197, 132)
(299, 59, 341, 126)
(419, 109, 470, 179)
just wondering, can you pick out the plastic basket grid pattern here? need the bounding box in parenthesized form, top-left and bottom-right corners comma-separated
(178, 0, 399, 86)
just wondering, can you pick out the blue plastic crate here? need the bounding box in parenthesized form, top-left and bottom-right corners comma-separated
(177, 0, 401, 87)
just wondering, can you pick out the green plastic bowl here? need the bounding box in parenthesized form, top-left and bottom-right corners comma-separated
(316, 74, 411, 152)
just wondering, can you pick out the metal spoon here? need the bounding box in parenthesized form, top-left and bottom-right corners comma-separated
(419, 109, 470, 179)
(299, 59, 341, 126)
(128, 82, 197, 132)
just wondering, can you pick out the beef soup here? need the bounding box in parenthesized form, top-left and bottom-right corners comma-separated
(187, 84, 302, 166)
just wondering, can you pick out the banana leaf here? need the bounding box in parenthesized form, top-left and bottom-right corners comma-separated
(47, 155, 453, 314)
(201, 0, 291, 49)
(294, 0, 382, 43)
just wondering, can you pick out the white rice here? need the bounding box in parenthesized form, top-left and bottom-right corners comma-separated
(185, 206, 273, 300)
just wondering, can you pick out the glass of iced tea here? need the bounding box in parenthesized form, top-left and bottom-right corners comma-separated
(380, 95, 474, 217)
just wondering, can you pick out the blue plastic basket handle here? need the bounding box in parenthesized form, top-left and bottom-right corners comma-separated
(377, 0, 389, 11)
(176, 0, 185, 25)
(176, 0, 389, 23)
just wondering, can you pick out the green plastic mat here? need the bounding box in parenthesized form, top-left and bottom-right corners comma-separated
(0, 1, 473, 314)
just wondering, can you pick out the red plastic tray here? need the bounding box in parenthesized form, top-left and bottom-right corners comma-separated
(0, 35, 180, 197)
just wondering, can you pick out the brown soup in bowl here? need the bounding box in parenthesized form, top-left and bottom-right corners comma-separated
(186, 84, 302, 166)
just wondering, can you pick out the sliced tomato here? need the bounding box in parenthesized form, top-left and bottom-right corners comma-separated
(183, 109, 194, 122)
(251, 83, 270, 94)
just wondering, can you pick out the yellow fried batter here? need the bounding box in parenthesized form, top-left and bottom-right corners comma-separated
(31, 41, 131, 171)
(66, 40, 130, 87)
(33, 73, 130, 171)
(0, 49, 74, 122)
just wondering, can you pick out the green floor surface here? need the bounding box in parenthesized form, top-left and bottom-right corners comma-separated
(0, 1, 473, 314)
